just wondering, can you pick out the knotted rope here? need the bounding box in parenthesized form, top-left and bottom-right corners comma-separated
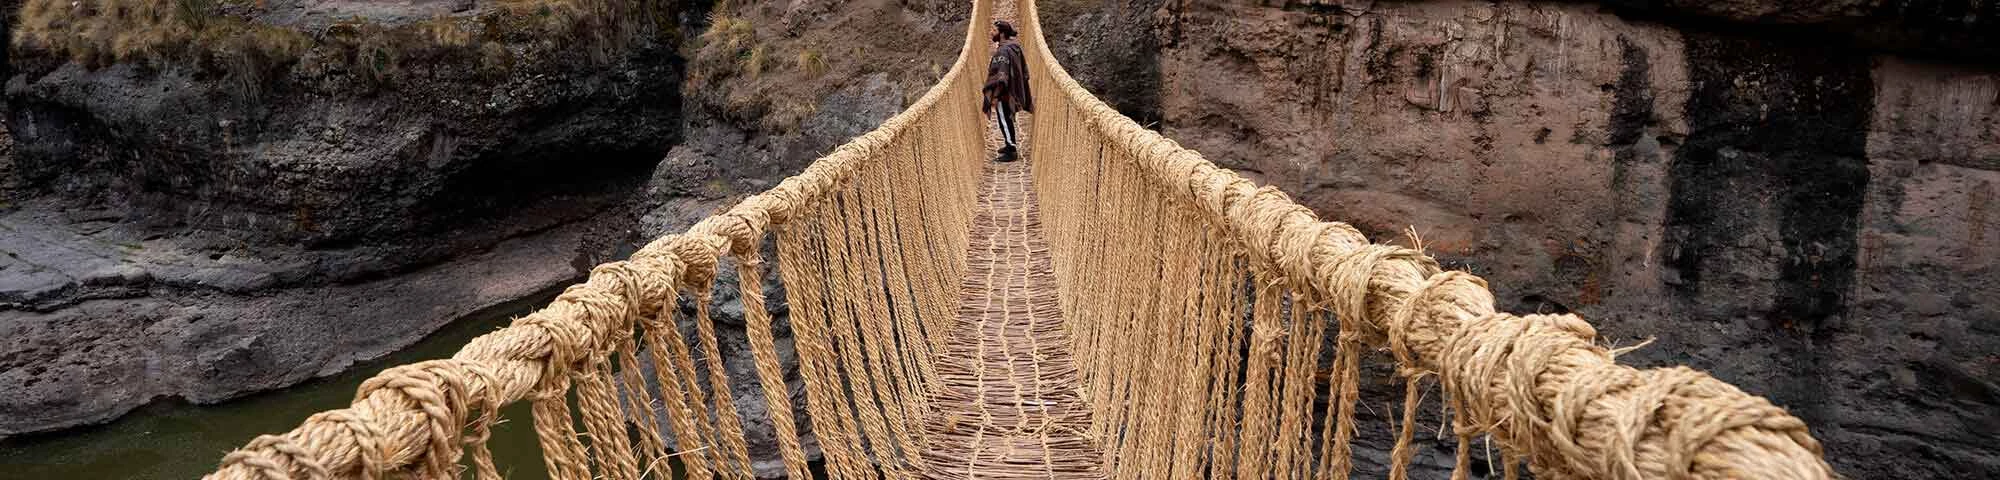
(206, 1, 1833, 478)
(204, 0, 996, 476)
(1015, 0, 1834, 478)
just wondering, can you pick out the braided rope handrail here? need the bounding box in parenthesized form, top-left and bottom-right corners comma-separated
(1015, 1, 1834, 478)
(203, 0, 1838, 478)
(201, 1, 995, 477)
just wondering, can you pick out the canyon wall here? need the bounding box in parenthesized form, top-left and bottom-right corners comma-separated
(1044, 0, 1999, 477)
(0, 0, 969, 476)
(0, 0, 697, 436)
(4, 1, 1996, 478)
(633, 0, 971, 474)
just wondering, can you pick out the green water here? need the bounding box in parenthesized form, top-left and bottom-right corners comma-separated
(0, 295, 557, 480)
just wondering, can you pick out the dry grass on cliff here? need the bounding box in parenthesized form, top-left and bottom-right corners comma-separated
(14, 0, 311, 92)
(486, 0, 679, 64)
(11, 0, 677, 95)
(687, 0, 963, 132)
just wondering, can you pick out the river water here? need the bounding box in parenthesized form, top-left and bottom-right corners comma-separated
(0, 296, 556, 480)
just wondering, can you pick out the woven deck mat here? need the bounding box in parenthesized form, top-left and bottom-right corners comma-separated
(916, 151, 1107, 479)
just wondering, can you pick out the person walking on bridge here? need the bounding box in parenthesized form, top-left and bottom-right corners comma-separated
(984, 20, 1032, 162)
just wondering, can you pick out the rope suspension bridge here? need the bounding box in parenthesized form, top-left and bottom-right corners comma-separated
(205, 1, 1836, 478)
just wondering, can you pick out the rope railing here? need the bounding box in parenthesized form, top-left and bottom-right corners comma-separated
(1015, 1, 1834, 479)
(202, 1, 1838, 478)
(204, 1, 994, 478)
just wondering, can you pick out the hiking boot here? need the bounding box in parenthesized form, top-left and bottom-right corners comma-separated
(996, 149, 1019, 162)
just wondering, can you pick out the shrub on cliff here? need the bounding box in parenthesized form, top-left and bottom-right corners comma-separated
(685, 0, 963, 133)
(15, 0, 306, 68)
(10, 0, 683, 97)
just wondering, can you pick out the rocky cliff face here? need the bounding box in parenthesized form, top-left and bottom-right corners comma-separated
(5, 0, 1994, 477)
(642, 0, 969, 236)
(0, 0, 695, 436)
(634, 0, 969, 474)
(0, 0, 967, 464)
(1046, 0, 1998, 476)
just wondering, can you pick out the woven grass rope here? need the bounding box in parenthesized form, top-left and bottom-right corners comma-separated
(207, 1, 1832, 479)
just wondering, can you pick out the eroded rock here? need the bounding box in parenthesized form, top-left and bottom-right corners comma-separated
(0, 0, 691, 436)
(1049, 0, 2000, 476)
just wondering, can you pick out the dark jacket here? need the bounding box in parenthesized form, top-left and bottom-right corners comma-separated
(983, 40, 1033, 114)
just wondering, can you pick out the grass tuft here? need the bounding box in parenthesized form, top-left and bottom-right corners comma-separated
(742, 44, 767, 79)
(13, 0, 682, 94)
(797, 47, 828, 78)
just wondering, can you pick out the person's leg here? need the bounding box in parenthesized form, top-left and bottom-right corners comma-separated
(996, 98, 1018, 152)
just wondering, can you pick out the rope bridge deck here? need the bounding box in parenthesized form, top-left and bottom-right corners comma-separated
(203, 1, 1836, 479)
(920, 159, 1105, 480)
